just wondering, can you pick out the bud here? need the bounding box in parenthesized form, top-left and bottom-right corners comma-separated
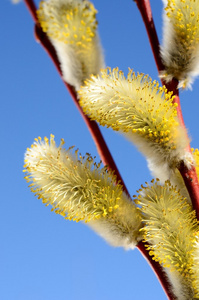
(137, 179, 199, 299)
(160, 0, 199, 88)
(79, 67, 190, 182)
(24, 135, 141, 249)
(37, 0, 104, 90)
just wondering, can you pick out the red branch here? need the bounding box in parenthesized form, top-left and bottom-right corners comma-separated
(134, 0, 164, 73)
(179, 163, 199, 219)
(134, 0, 199, 220)
(137, 242, 177, 300)
(134, 0, 199, 298)
(23, 0, 37, 23)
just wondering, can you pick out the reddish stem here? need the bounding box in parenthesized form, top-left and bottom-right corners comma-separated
(23, 0, 37, 23)
(164, 79, 181, 116)
(179, 163, 199, 219)
(134, 0, 164, 73)
(134, 0, 183, 121)
(137, 242, 177, 300)
(134, 0, 199, 219)
(134, 0, 199, 297)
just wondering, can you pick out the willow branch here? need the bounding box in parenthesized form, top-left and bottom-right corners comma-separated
(179, 163, 199, 219)
(134, 0, 164, 73)
(137, 242, 177, 300)
(23, 0, 37, 23)
(134, 0, 199, 220)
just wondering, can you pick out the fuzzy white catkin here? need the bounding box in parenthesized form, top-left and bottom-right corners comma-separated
(137, 180, 199, 299)
(24, 135, 142, 250)
(161, 0, 199, 88)
(51, 34, 104, 91)
(79, 68, 191, 188)
(165, 270, 195, 300)
(191, 239, 199, 298)
(37, 0, 105, 91)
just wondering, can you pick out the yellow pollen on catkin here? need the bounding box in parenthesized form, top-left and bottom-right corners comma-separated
(37, 0, 97, 48)
(36, 0, 104, 91)
(23, 135, 133, 223)
(161, 0, 199, 87)
(79, 67, 186, 160)
(192, 148, 199, 180)
(137, 179, 199, 297)
(165, 0, 199, 46)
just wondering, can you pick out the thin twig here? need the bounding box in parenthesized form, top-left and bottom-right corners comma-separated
(134, 0, 199, 220)
(137, 241, 177, 300)
(179, 162, 199, 219)
(166, 81, 199, 219)
(23, 0, 37, 23)
(134, 0, 164, 73)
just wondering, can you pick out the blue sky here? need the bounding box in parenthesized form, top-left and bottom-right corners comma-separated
(1, 0, 199, 299)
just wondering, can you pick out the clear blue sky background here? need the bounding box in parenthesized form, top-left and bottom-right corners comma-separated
(1, 0, 199, 299)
